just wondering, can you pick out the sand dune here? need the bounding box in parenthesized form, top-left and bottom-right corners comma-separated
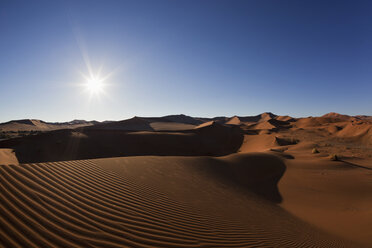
(0, 149, 18, 166)
(224, 112, 278, 126)
(247, 119, 291, 131)
(0, 122, 243, 163)
(275, 115, 296, 122)
(355, 115, 372, 121)
(0, 119, 95, 132)
(86, 115, 202, 132)
(0, 153, 358, 247)
(321, 112, 355, 121)
(88, 117, 155, 131)
(337, 121, 372, 145)
(1, 112, 371, 247)
(279, 149, 372, 247)
(0, 119, 52, 131)
(159, 114, 203, 125)
(225, 116, 241, 125)
(149, 122, 196, 131)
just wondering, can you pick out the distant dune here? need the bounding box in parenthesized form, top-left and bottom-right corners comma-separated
(83, 115, 205, 132)
(0, 119, 97, 132)
(88, 117, 155, 131)
(0, 112, 371, 247)
(0, 121, 243, 163)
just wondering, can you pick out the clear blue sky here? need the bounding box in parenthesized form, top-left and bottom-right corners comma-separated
(0, 0, 371, 122)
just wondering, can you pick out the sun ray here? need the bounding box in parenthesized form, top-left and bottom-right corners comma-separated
(73, 30, 120, 100)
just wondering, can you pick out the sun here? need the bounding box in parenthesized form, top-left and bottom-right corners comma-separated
(85, 76, 104, 94)
(78, 63, 115, 99)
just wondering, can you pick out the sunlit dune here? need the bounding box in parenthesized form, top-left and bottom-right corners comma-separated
(1, 113, 371, 247)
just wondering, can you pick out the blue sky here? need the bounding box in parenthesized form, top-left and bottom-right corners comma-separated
(0, 0, 371, 122)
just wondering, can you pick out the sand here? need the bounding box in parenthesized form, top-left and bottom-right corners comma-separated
(279, 155, 372, 247)
(0, 149, 18, 166)
(0, 123, 243, 163)
(0, 112, 371, 247)
(0, 154, 358, 247)
(0, 119, 95, 132)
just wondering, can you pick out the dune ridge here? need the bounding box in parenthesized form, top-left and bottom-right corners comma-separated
(0, 120, 244, 163)
(0, 119, 96, 132)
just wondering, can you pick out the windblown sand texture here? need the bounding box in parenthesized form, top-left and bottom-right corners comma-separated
(0, 112, 371, 247)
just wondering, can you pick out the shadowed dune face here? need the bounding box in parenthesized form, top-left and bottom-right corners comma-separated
(0, 123, 244, 163)
(210, 153, 286, 203)
(0, 153, 357, 247)
(149, 122, 196, 131)
(274, 136, 298, 146)
(95, 153, 285, 205)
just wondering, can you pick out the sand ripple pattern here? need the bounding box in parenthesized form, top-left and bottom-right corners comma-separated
(0, 160, 357, 248)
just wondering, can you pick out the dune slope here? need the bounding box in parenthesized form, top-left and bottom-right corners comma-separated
(0, 123, 243, 163)
(0, 153, 357, 247)
(278, 151, 372, 247)
(0, 149, 18, 166)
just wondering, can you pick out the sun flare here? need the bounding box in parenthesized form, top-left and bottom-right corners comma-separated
(78, 60, 116, 99)
(86, 77, 104, 94)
